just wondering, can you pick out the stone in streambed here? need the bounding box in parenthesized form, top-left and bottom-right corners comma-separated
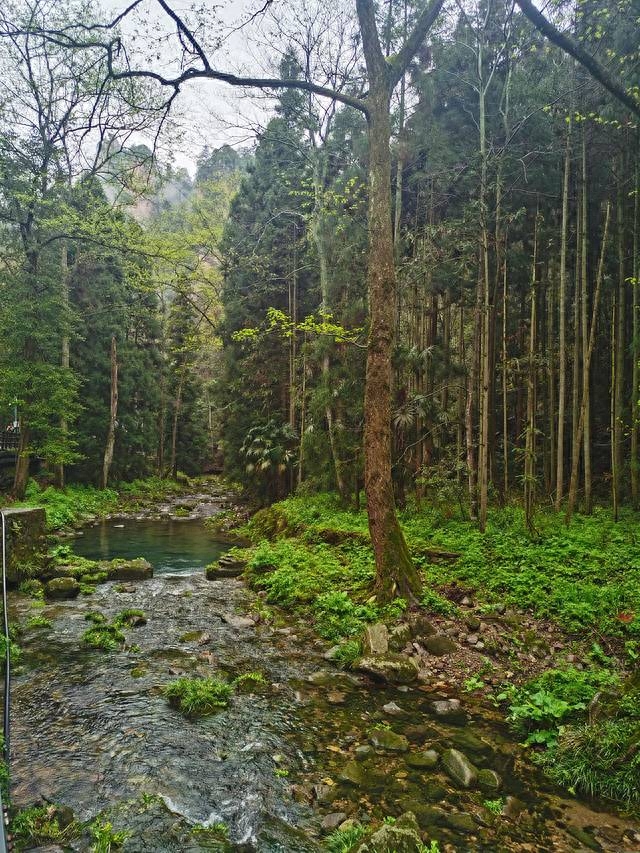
(355, 812, 423, 853)
(355, 653, 419, 684)
(396, 801, 446, 830)
(338, 760, 368, 787)
(444, 812, 478, 834)
(206, 553, 247, 579)
(105, 558, 153, 581)
(441, 748, 478, 788)
(431, 698, 468, 724)
(477, 768, 502, 793)
(389, 623, 412, 651)
(369, 729, 409, 752)
(44, 576, 80, 600)
(450, 729, 492, 755)
(321, 812, 347, 832)
(422, 635, 457, 656)
(363, 623, 389, 655)
(405, 749, 439, 769)
(421, 779, 447, 802)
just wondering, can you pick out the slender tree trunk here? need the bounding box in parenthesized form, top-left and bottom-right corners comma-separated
(632, 145, 640, 506)
(570, 185, 582, 505)
(556, 122, 571, 508)
(612, 164, 626, 518)
(467, 275, 481, 520)
(502, 236, 509, 497)
(56, 243, 70, 488)
(547, 263, 556, 497)
(364, 82, 421, 601)
(170, 368, 185, 480)
(102, 335, 118, 489)
(580, 133, 592, 514)
(566, 200, 611, 523)
(477, 35, 491, 532)
(524, 210, 539, 530)
(13, 425, 31, 500)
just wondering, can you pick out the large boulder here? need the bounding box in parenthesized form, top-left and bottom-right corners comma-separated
(355, 653, 419, 684)
(45, 576, 80, 600)
(104, 558, 153, 581)
(421, 635, 457, 656)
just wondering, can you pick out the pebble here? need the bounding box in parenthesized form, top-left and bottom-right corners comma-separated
(382, 701, 404, 715)
(467, 634, 479, 645)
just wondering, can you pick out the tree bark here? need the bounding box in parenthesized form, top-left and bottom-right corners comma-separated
(102, 335, 118, 489)
(566, 200, 611, 523)
(556, 122, 571, 508)
(632, 147, 640, 507)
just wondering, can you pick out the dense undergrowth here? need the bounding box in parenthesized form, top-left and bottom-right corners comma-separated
(10, 475, 209, 530)
(238, 493, 640, 808)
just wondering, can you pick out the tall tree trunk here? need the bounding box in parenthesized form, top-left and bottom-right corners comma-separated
(102, 336, 118, 489)
(570, 183, 582, 506)
(556, 122, 571, 508)
(612, 164, 626, 519)
(363, 82, 421, 601)
(581, 132, 592, 514)
(502, 236, 509, 497)
(632, 146, 640, 507)
(477, 32, 491, 532)
(524, 210, 539, 530)
(56, 243, 70, 488)
(170, 368, 185, 480)
(566, 200, 611, 523)
(467, 275, 481, 520)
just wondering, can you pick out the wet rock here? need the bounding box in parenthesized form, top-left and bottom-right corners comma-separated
(327, 691, 346, 705)
(221, 613, 255, 629)
(405, 749, 439, 769)
(441, 748, 478, 788)
(206, 553, 247, 579)
(339, 760, 371, 787)
(355, 653, 419, 684)
(397, 800, 446, 830)
(313, 782, 337, 804)
(404, 724, 436, 744)
(412, 616, 437, 639)
(382, 701, 404, 716)
(450, 729, 492, 756)
(356, 812, 423, 853)
(363, 623, 389, 655)
(444, 812, 477, 834)
(477, 768, 502, 793)
(308, 670, 355, 689)
(355, 744, 375, 760)
(321, 812, 347, 832)
(421, 779, 447, 802)
(502, 796, 527, 818)
(105, 558, 153, 581)
(44, 576, 80, 600)
(566, 826, 602, 851)
(369, 728, 409, 752)
(422, 635, 457, 656)
(389, 623, 412, 651)
(430, 698, 468, 724)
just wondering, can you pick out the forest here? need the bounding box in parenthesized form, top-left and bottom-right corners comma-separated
(1, 0, 640, 851)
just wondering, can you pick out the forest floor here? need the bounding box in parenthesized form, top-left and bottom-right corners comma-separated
(218, 493, 640, 819)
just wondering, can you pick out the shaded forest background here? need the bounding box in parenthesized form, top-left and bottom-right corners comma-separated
(1, 0, 639, 531)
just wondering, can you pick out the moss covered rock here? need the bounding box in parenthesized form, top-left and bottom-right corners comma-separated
(355, 653, 419, 684)
(45, 576, 81, 600)
(355, 812, 424, 852)
(104, 558, 153, 581)
(369, 728, 409, 752)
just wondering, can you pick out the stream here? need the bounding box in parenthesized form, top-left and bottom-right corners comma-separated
(8, 514, 640, 852)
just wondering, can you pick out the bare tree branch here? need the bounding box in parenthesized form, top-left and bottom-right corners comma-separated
(515, 0, 640, 117)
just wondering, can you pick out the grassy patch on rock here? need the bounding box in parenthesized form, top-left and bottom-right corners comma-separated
(164, 671, 266, 718)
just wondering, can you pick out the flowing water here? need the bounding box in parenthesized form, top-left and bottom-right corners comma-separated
(8, 520, 640, 852)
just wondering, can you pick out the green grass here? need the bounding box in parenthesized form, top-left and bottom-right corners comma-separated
(164, 672, 266, 717)
(89, 818, 131, 852)
(11, 805, 81, 847)
(164, 677, 234, 717)
(244, 495, 640, 641)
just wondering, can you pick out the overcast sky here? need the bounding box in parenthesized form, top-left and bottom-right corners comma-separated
(99, 0, 279, 173)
